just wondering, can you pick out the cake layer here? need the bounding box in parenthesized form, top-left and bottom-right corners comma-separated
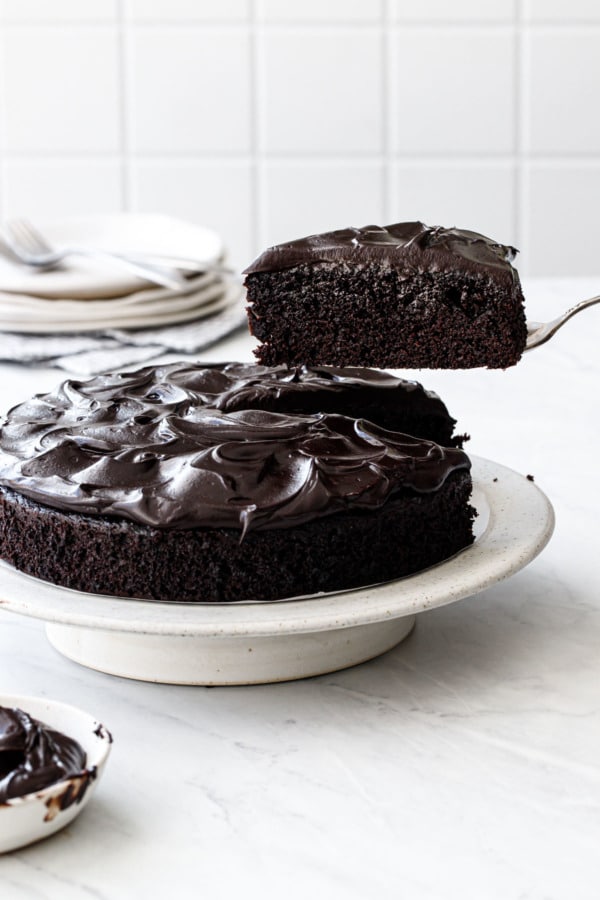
(245, 222, 528, 369)
(0, 361, 460, 448)
(0, 362, 474, 602)
(0, 362, 467, 531)
(0, 474, 475, 603)
(0, 404, 469, 531)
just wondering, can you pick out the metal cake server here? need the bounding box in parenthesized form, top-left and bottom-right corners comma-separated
(525, 293, 600, 351)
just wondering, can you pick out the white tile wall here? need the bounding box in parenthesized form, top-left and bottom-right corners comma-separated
(131, 160, 254, 264)
(0, 1, 599, 275)
(127, 28, 252, 153)
(391, 29, 515, 154)
(390, 163, 515, 245)
(125, 0, 250, 22)
(525, 30, 600, 153)
(2, 161, 123, 218)
(263, 161, 384, 246)
(524, 0, 600, 22)
(525, 163, 600, 275)
(391, 0, 517, 23)
(1, 0, 119, 22)
(259, 28, 382, 153)
(257, 0, 381, 23)
(3, 27, 120, 152)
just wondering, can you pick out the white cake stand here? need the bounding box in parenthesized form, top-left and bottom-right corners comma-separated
(0, 457, 554, 685)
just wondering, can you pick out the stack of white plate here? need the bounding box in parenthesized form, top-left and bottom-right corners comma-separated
(0, 214, 243, 334)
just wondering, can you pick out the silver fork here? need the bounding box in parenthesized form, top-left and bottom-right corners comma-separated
(525, 293, 600, 350)
(3, 218, 187, 292)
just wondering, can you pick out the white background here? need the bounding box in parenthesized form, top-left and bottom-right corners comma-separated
(1, 0, 600, 274)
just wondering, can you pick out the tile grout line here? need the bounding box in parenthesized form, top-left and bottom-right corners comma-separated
(3, 19, 600, 29)
(382, 0, 392, 223)
(116, 0, 131, 211)
(517, 3, 530, 276)
(3, 150, 600, 163)
(0, 22, 6, 221)
(513, 2, 522, 253)
(251, 0, 265, 256)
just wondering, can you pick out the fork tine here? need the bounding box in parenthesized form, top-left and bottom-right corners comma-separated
(3, 219, 187, 287)
(8, 219, 54, 255)
(6, 220, 38, 256)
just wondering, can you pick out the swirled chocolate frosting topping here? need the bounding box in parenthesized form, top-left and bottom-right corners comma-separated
(0, 363, 470, 534)
(0, 706, 87, 803)
(243, 221, 518, 277)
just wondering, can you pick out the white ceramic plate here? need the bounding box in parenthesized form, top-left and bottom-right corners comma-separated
(0, 269, 221, 315)
(0, 214, 224, 300)
(0, 281, 243, 334)
(0, 457, 554, 685)
(0, 694, 112, 854)
(0, 276, 244, 334)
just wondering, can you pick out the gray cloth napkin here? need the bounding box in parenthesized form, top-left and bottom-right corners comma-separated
(0, 301, 248, 375)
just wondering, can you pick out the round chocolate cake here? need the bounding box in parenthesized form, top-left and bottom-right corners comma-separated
(0, 362, 475, 603)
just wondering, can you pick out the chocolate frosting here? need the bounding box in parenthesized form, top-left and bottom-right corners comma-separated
(0, 706, 87, 803)
(179, 361, 452, 420)
(243, 221, 518, 277)
(0, 363, 470, 534)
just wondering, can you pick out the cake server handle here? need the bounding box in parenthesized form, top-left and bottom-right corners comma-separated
(525, 293, 600, 351)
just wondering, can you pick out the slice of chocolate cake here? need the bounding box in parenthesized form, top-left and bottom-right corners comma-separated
(244, 221, 528, 370)
(0, 364, 475, 603)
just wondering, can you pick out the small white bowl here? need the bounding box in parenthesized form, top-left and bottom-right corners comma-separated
(0, 694, 112, 854)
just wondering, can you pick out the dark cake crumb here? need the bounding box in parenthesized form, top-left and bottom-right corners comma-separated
(0, 477, 475, 603)
(244, 222, 528, 370)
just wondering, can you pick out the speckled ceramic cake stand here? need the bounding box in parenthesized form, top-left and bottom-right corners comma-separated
(0, 457, 554, 685)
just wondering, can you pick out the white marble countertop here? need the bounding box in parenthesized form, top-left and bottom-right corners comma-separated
(0, 278, 599, 899)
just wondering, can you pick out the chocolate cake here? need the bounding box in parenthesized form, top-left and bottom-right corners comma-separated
(0, 362, 475, 603)
(245, 221, 528, 369)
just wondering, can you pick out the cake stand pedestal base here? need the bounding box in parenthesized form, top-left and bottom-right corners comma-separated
(45, 616, 417, 686)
